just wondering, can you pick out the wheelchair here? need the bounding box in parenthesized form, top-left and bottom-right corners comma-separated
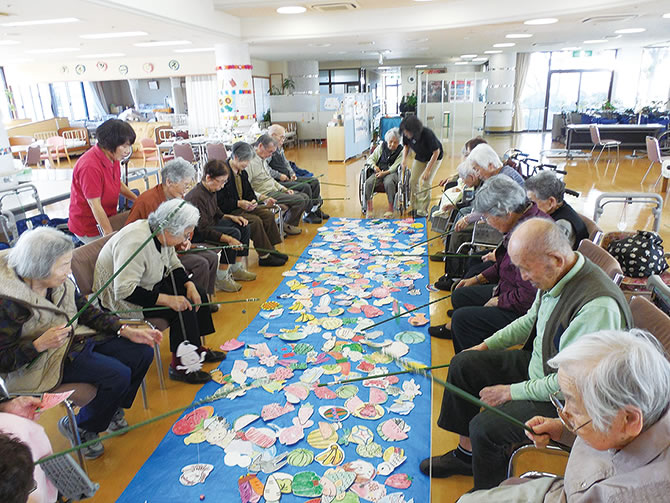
(358, 163, 411, 216)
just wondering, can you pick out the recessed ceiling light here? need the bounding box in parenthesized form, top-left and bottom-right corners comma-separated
(561, 46, 581, 51)
(484, 50, 502, 54)
(415, 64, 428, 68)
(26, 47, 81, 54)
(309, 43, 331, 47)
(472, 57, 488, 61)
(493, 42, 515, 47)
(134, 40, 191, 47)
(524, 18, 558, 25)
(506, 33, 533, 39)
(460, 54, 477, 59)
(277, 6, 306, 14)
(0, 40, 19, 45)
(80, 31, 147, 39)
(77, 52, 126, 58)
(584, 39, 607, 44)
(454, 61, 470, 65)
(1, 17, 79, 27)
(174, 47, 215, 53)
(614, 28, 646, 34)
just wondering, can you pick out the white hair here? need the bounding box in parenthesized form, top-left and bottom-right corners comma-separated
(511, 217, 573, 259)
(384, 127, 401, 143)
(473, 174, 527, 217)
(549, 329, 670, 432)
(161, 158, 195, 185)
(8, 227, 74, 279)
(457, 160, 477, 181)
(268, 124, 285, 136)
(468, 143, 502, 172)
(525, 171, 566, 203)
(148, 199, 199, 236)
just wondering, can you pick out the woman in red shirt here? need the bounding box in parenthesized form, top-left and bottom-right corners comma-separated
(68, 119, 138, 243)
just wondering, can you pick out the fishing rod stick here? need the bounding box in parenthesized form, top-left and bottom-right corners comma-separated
(359, 294, 451, 332)
(106, 298, 260, 315)
(409, 227, 456, 249)
(318, 363, 450, 387)
(67, 200, 187, 327)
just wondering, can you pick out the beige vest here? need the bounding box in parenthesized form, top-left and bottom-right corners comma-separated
(0, 251, 94, 393)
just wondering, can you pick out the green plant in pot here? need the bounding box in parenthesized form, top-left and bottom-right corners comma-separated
(282, 77, 296, 95)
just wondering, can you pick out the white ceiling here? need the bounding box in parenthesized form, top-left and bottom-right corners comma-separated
(0, 0, 668, 66)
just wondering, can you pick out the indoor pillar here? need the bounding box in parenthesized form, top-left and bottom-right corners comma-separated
(287, 60, 319, 94)
(215, 42, 256, 127)
(485, 53, 516, 133)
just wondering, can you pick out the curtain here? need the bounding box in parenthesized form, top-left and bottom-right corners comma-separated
(512, 53, 531, 132)
(127, 79, 140, 109)
(185, 75, 218, 135)
(84, 81, 108, 119)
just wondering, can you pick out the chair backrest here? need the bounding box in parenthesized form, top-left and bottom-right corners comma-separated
(70, 233, 115, 296)
(646, 136, 661, 163)
(140, 137, 157, 150)
(173, 142, 195, 162)
(24, 145, 42, 167)
(108, 210, 130, 232)
(8, 135, 34, 147)
(577, 239, 623, 285)
(34, 131, 58, 141)
(577, 212, 603, 244)
(62, 128, 87, 142)
(630, 295, 670, 357)
(647, 275, 670, 315)
(46, 136, 65, 147)
(588, 124, 601, 144)
(158, 128, 177, 142)
(206, 142, 227, 162)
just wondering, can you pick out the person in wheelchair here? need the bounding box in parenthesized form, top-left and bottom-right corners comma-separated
(524, 171, 588, 249)
(362, 128, 403, 216)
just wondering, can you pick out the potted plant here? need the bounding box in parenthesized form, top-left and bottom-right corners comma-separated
(282, 77, 296, 95)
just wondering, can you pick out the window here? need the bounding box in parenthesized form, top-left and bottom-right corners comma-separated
(638, 47, 670, 108)
(518, 52, 550, 130)
(319, 69, 363, 94)
(383, 74, 401, 115)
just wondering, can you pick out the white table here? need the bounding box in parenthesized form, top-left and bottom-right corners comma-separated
(0, 167, 158, 215)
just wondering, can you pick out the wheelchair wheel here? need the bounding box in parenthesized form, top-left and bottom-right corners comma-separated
(358, 168, 368, 214)
(395, 166, 412, 215)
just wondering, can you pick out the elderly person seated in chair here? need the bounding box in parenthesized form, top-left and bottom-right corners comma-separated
(94, 199, 225, 386)
(246, 135, 310, 236)
(458, 328, 670, 502)
(524, 171, 588, 249)
(422, 217, 632, 490)
(0, 227, 162, 460)
(363, 127, 403, 217)
(268, 124, 328, 224)
(428, 175, 546, 346)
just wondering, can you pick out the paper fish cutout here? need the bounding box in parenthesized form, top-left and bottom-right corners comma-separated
(377, 447, 406, 476)
(262, 402, 295, 421)
(361, 305, 384, 318)
(408, 312, 429, 326)
(220, 338, 244, 351)
(260, 308, 284, 320)
(179, 463, 213, 486)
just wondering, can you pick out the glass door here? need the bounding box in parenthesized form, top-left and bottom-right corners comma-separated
(545, 72, 580, 129)
(578, 71, 612, 111)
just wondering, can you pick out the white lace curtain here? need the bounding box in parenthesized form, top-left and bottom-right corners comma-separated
(185, 75, 219, 135)
(512, 53, 531, 132)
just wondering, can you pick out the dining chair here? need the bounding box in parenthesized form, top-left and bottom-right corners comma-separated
(642, 136, 670, 187)
(205, 142, 228, 162)
(42, 136, 70, 167)
(139, 138, 163, 169)
(588, 125, 620, 163)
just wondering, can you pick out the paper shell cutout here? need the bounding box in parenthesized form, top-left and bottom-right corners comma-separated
(287, 448, 315, 467)
(179, 463, 213, 486)
(318, 405, 350, 422)
(172, 406, 214, 435)
(393, 331, 426, 344)
(376, 418, 411, 441)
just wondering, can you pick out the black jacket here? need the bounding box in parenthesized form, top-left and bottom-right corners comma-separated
(216, 162, 256, 214)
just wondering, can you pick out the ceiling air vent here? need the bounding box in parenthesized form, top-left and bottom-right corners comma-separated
(311, 2, 359, 12)
(582, 14, 638, 24)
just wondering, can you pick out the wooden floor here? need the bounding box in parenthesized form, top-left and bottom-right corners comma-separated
(34, 132, 669, 502)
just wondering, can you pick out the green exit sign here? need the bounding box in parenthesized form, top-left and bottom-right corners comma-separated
(572, 50, 593, 57)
